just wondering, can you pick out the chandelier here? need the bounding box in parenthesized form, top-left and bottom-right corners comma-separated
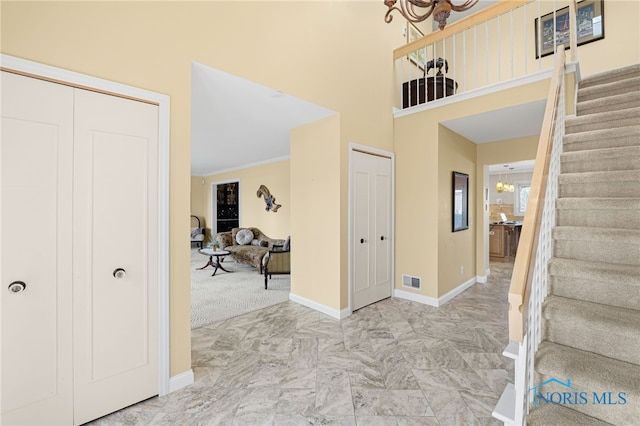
(384, 0, 480, 30)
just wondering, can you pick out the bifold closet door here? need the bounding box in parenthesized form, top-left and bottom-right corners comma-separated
(72, 89, 159, 425)
(352, 151, 392, 311)
(1, 71, 159, 425)
(1, 71, 75, 425)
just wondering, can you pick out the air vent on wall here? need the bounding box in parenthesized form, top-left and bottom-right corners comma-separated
(402, 274, 421, 290)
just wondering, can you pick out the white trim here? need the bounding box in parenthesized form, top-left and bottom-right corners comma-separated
(393, 62, 579, 119)
(394, 289, 440, 307)
(394, 276, 477, 307)
(347, 143, 395, 315)
(289, 293, 350, 320)
(477, 274, 488, 284)
(1, 54, 172, 396)
(169, 370, 194, 393)
(195, 155, 290, 177)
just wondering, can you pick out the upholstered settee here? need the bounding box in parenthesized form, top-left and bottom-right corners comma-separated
(215, 227, 286, 273)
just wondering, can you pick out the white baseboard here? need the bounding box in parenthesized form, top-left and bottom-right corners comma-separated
(289, 293, 350, 319)
(394, 276, 478, 307)
(168, 369, 194, 393)
(477, 273, 488, 284)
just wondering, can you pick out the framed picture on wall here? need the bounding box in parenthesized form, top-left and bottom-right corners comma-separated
(452, 171, 469, 232)
(406, 21, 426, 69)
(535, 0, 604, 58)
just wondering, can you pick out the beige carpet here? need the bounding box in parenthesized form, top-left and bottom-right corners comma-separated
(191, 248, 290, 329)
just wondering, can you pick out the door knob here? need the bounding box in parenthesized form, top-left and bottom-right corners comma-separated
(113, 268, 126, 279)
(8, 281, 26, 293)
(380, 236, 386, 241)
(360, 238, 367, 244)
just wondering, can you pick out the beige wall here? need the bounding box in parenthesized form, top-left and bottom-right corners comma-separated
(395, 79, 549, 299)
(291, 115, 342, 309)
(438, 126, 476, 296)
(1, 1, 403, 376)
(192, 160, 291, 242)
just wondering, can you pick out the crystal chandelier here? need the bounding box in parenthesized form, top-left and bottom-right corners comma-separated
(384, 0, 480, 30)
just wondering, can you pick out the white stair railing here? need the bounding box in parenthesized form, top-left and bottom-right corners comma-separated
(494, 47, 567, 425)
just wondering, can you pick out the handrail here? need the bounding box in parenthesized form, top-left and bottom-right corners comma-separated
(508, 47, 566, 343)
(393, 0, 528, 60)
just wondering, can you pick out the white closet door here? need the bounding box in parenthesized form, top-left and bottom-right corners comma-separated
(0, 71, 74, 425)
(72, 89, 158, 425)
(352, 151, 392, 311)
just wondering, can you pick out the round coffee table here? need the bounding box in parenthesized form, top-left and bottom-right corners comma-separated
(197, 248, 232, 276)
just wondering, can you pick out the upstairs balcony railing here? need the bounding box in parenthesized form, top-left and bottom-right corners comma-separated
(393, 0, 578, 110)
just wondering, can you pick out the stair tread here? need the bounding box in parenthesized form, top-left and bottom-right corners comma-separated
(543, 295, 640, 340)
(549, 257, 640, 286)
(563, 124, 640, 146)
(559, 169, 640, 183)
(527, 403, 613, 426)
(566, 106, 640, 126)
(536, 341, 640, 389)
(578, 76, 640, 98)
(580, 64, 640, 88)
(535, 341, 640, 425)
(553, 225, 640, 243)
(556, 197, 640, 209)
(561, 145, 640, 162)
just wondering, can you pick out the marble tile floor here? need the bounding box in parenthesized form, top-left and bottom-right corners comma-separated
(89, 262, 514, 426)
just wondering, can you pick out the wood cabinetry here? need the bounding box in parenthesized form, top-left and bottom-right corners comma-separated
(489, 225, 506, 258)
(490, 223, 522, 261)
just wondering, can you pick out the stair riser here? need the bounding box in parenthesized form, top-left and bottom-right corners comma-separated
(555, 240, 640, 265)
(579, 66, 640, 89)
(577, 97, 640, 116)
(563, 126, 640, 152)
(549, 276, 640, 312)
(578, 77, 640, 102)
(561, 156, 640, 173)
(565, 116, 640, 134)
(542, 305, 639, 365)
(559, 182, 640, 198)
(533, 371, 638, 426)
(556, 209, 640, 230)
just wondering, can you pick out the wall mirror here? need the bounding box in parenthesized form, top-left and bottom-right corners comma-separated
(453, 171, 469, 232)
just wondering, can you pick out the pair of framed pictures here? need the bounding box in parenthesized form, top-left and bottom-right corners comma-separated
(535, 0, 604, 58)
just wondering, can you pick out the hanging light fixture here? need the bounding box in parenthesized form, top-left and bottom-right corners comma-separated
(496, 169, 504, 193)
(384, 0, 480, 30)
(507, 167, 515, 192)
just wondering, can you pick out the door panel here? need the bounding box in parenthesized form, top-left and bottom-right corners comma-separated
(352, 151, 392, 311)
(374, 173, 391, 286)
(1, 71, 74, 425)
(72, 89, 158, 425)
(353, 171, 371, 293)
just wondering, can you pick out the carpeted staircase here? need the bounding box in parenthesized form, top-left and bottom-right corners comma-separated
(528, 64, 640, 425)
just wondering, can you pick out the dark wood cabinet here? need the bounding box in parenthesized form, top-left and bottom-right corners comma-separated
(216, 182, 239, 232)
(402, 76, 458, 108)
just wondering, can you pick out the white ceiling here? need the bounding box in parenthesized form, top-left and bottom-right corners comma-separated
(191, 62, 336, 176)
(441, 99, 547, 144)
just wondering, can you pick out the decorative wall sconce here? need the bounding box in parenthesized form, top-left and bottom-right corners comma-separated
(257, 185, 281, 212)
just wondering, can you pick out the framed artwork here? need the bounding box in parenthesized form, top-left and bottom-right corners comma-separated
(452, 171, 469, 232)
(535, 0, 604, 58)
(406, 21, 426, 69)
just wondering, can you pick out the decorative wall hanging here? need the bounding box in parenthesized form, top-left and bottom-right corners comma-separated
(257, 185, 281, 212)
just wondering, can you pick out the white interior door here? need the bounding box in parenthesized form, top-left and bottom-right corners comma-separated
(0, 71, 74, 425)
(72, 89, 159, 425)
(1, 70, 159, 425)
(352, 150, 392, 311)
